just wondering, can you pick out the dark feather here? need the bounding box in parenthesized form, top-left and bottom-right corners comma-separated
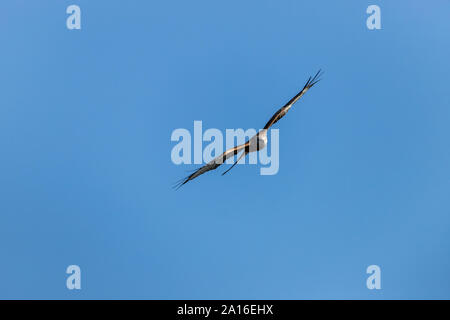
(263, 70, 322, 129)
(174, 142, 249, 189)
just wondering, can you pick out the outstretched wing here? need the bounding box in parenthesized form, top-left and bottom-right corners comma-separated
(263, 69, 322, 130)
(174, 141, 250, 189)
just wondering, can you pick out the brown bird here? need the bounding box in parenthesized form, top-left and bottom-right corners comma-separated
(174, 70, 322, 189)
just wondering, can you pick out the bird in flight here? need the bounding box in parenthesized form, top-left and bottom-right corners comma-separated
(174, 70, 323, 189)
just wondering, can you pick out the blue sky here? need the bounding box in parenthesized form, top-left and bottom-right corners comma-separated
(1, 1, 449, 299)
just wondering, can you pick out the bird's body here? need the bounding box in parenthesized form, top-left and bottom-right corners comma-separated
(248, 129, 268, 152)
(174, 70, 322, 189)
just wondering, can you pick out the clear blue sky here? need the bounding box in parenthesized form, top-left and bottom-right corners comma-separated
(1, 1, 449, 299)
